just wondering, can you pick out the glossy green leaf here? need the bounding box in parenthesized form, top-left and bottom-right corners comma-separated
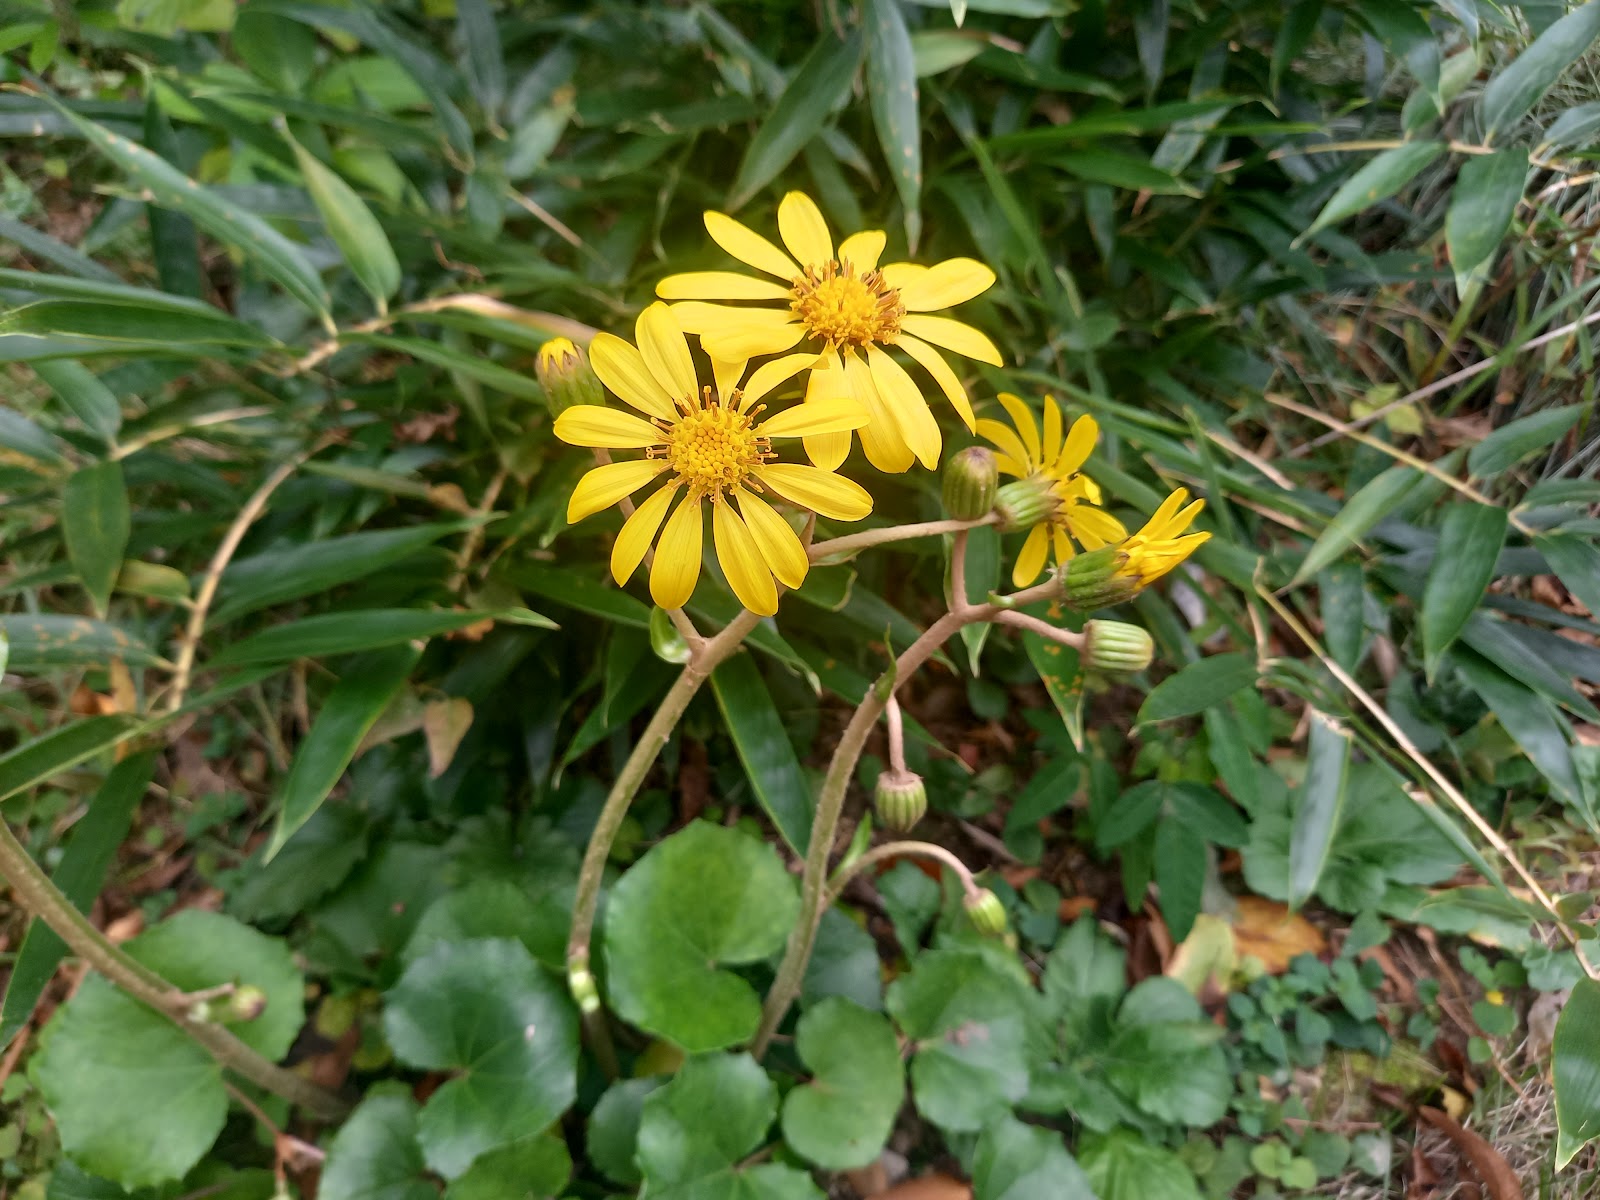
(1422, 503, 1508, 679)
(32, 359, 120, 442)
(1306, 142, 1443, 235)
(213, 607, 552, 667)
(1136, 653, 1256, 725)
(61, 460, 130, 615)
(1154, 819, 1205, 941)
(1292, 463, 1421, 584)
(1446, 150, 1526, 297)
(383, 938, 578, 1178)
(289, 135, 401, 311)
(0, 615, 158, 671)
(512, 563, 652, 628)
(587, 1078, 663, 1187)
(710, 653, 812, 855)
(1542, 100, 1600, 149)
(41, 96, 331, 324)
(729, 30, 864, 210)
(1024, 604, 1086, 749)
(865, 0, 920, 244)
(886, 949, 1030, 1132)
(2, 300, 271, 349)
(1454, 650, 1581, 807)
(1468, 405, 1586, 477)
(1481, 2, 1600, 140)
(142, 96, 205, 300)
(1055, 149, 1195, 195)
(1535, 532, 1600, 626)
(974, 1115, 1096, 1200)
(1080, 1130, 1203, 1200)
(1288, 713, 1351, 911)
(911, 30, 986, 76)
(0, 751, 153, 1049)
(266, 644, 421, 859)
(780, 998, 903, 1171)
(0, 715, 146, 804)
(602, 821, 799, 1052)
(1554, 979, 1600, 1169)
(444, 1134, 571, 1200)
(318, 1094, 436, 1200)
(637, 1053, 824, 1199)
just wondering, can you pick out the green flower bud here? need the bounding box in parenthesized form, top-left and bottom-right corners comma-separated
(535, 337, 603, 416)
(189, 984, 268, 1026)
(942, 446, 999, 521)
(1062, 545, 1139, 610)
(1083, 619, 1153, 674)
(964, 888, 1008, 937)
(874, 770, 927, 833)
(994, 476, 1057, 533)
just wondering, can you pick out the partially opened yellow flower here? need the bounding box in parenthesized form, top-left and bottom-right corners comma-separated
(553, 303, 873, 617)
(979, 393, 1126, 587)
(1116, 487, 1210, 586)
(657, 191, 1000, 474)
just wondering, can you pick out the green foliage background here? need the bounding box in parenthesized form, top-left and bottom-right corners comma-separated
(1, 0, 1599, 1197)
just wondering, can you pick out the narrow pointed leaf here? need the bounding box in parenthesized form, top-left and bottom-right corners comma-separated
(1481, 2, 1600, 140)
(1446, 150, 1526, 297)
(1306, 143, 1443, 235)
(1421, 503, 1507, 678)
(1288, 713, 1351, 910)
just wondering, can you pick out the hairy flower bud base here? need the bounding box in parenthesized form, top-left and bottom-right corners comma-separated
(874, 770, 928, 833)
(1083, 619, 1154, 674)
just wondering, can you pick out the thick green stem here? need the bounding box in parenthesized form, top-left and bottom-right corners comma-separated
(565, 609, 762, 1069)
(0, 820, 347, 1120)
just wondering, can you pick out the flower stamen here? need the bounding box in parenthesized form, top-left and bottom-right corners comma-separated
(648, 385, 775, 502)
(788, 259, 904, 349)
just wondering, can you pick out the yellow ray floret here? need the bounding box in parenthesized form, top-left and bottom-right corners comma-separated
(658, 190, 999, 474)
(1115, 487, 1210, 587)
(553, 302, 873, 616)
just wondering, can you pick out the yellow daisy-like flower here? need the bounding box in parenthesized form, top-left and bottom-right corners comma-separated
(553, 302, 873, 617)
(657, 191, 1000, 474)
(979, 393, 1127, 587)
(1116, 487, 1210, 586)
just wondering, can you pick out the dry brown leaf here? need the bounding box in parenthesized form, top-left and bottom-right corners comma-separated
(1419, 1107, 1523, 1200)
(872, 1176, 971, 1200)
(1232, 895, 1326, 974)
(423, 697, 474, 778)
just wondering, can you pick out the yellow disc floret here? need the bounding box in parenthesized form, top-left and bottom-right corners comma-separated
(789, 261, 904, 349)
(654, 387, 772, 499)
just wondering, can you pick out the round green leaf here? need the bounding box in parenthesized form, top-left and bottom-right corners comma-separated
(404, 877, 573, 971)
(973, 1116, 1096, 1200)
(886, 949, 1030, 1132)
(588, 1077, 665, 1187)
(319, 1093, 436, 1200)
(444, 1134, 572, 1200)
(637, 1053, 824, 1199)
(383, 938, 578, 1179)
(602, 821, 800, 1052)
(781, 998, 903, 1170)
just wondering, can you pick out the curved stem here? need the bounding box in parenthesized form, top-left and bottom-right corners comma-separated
(565, 609, 763, 1071)
(0, 821, 346, 1119)
(993, 608, 1087, 648)
(884, 696, 907, 776)
(825, 840, 981, 908)
(809, 515, 997, 563)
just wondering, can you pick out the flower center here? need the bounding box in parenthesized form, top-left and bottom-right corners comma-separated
(789, 260, 904, 349)
(653, 388, 772, 499)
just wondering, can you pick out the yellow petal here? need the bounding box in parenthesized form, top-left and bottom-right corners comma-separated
(669, 300, 749, 334)
(714, 355, 746, 407)
(741, 352, 827, 406)
(758, 397, 868, 439)
(704, 210, 800, 278)
(1012, 523, 1050, 587)
(636, 302, 698, 400)
(738, 489, 809, 589)
(901, 315, 1004, 366)
(567, 458, 664, 523)
(867, 346, 940, 470)
(554, 405, 664, 449)
(703, 320, 806, 362)
(997, 393, 1041, 465)
(897, 334, 975, 430)
(1042, 396, 1063, 465)
(778, 191, 832, 266)
(713, 499, 778, 616)
(879, 262, 926, 292)
(589, 332, 676, 419)
(837, 229, 886, 272)
(1055, 414, 1099, 476)
(976, 418, 1031, 471)
(803, 352, 853, 469)
(1052, 525, 1074, 566)
(844, 351, 915, 474)
(656, 271, 792, 300)
(611, 481, 677, 584)
(756, 463, 873, 521)
(896, 257, 996, 311)
(993, 452, 1026, 478)
(1146, 488, 1190, 534)
(1071, 505, 1128, 549)
(650, 492, 703, 610)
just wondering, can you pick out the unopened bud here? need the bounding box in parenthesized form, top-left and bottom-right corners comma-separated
(1062, 545, 1138, 610)
(874, 770, 927, 833)
(535, 337, 603, 416)
(1083, 619, 1153, 674)
(942, 447, 999, 521)
(964, 888, 1007, 937)
(994, 476, 1057, 533)
(189, 983, 268, 1025)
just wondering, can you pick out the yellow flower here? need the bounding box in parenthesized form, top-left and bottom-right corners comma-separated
(979, 393, 1126, 587)
(553, 302, 873, 617)
(657, 191, 1000, 474)
(1115, 487, 1210, 587)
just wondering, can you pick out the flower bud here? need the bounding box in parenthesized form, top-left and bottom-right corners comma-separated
(964, 888, 1008, 937)
(994, 476, 1057, 533)
(874, 770, 927, 833)
(1062, 545, 1139, 610)
(535, 337, 603, 416)
(942, 447, 999, 520)
(1083, 619, 1153, 674)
